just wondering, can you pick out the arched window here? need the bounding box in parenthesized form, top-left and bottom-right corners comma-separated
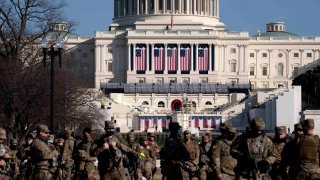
(205, 101, 212, 105)
(192, 101, 196, 108)
(158, 101, 165, 108)
(277, 63, 284, 76)
(142, 101, 149, 105)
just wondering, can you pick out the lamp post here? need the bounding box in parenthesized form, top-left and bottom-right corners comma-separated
(41, 36, 64, 134)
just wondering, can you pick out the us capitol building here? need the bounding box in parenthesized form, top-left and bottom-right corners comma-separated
(57, 0, 319, 132)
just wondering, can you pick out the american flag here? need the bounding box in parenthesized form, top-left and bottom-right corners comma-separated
(167, 47, 177, 71)
(136, 48, 146, 71)
(198, 48, 209, 71)
(180, 48, 191, 71)
(154, 48, 164, 71)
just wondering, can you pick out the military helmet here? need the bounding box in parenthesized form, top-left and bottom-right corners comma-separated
(275, 126, 287, 134)
(294, 123, 303, 131)
(226, 126, 237, 134)
(105, 121, 115, 129)
(303, 119, 314, 129)
(0, 128, 6, 140)
(169, 122, 180, 131)
(250, 117, 265, 131)
(37, 124, 50, 133)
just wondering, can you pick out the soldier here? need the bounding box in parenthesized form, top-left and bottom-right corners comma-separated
(126, 131, 139, 180)
(17, 133, 34, 180)
(231, 117, 277, 180)
(9, 138, 20, 179)
(180, 129, 200, 180)
(280, 123, 303, 179)
(211, 126, 238, 180)
(147, 132, 160, 178)
(55, 138, 65, 180)
(30, 124, 55, 180)
(91, 121, 137, 180)
(61, 130, 75, 180)
(136, 136, 153, 180)
(0, 128, 11, 179)
(199, 134, 212, 180)
(73, 127, 99, 180)
(160, 122, 185, 179)
(291, 119, 320, 179)
(270, 126, 289, 180)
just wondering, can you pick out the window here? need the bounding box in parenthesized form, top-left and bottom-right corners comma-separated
(158, 101, 165, 108)
(156, 78, 163, 84)
(250, 53, 255, 58)
(263, 83, 268, 88)
(307, 53, 312, 58)
(169, 78, 176, 84)
(137, 78, 145, 83)
(230, 62, 236, 72)
(262, 53, 267, 58)
(230, 48, 236, 54)
(277, 63, 284, 76)
(205, 101, 212, 105)
(142, 101, 149, 105)
(250, 67, 255, 76)
(182, 78, 190, 84)
(200, 78, 208, 83)
(294, 53, 299, 58)
(108, 63, 113, 72)
(262, 67, 268, 76)
(293, 66, 299, 76)
(192, 101, 196, 108)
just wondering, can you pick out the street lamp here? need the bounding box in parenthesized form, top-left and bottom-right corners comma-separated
(41, 36, 64, 134)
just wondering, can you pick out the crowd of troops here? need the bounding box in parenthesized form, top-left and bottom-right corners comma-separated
(0, 116, 319, 180)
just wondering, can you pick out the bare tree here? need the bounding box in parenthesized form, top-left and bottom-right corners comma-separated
(0, 0, 101, 141)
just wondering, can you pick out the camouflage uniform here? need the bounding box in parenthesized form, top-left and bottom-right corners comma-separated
(91, 121, 137, 180)
(17, 133, 34, 180)
(231, 117, 278, 180)
(126, 131, 139, 180)
(9, 138, 20, 179)
(270, 126, 288, 180)
(61, 130, 75, 180)
(73, 127, 99, 180)
(211, 126, 237, 180)
(291, 119, 320, 180)
(136, 136, 153, 180)
(0, 128, 12, 179)
(30, 124, 55, 180)
(280, 123, 303, 179)
(180, 130, 200, 180)
(199, 134, 212, 180)
(160, 122, 185, 180)
(147, 132, 160, 177)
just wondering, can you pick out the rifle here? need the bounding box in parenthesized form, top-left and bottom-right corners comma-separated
(247, 141, 258, 180)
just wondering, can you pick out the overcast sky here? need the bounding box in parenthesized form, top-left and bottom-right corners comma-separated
(63, 0, 320, 37)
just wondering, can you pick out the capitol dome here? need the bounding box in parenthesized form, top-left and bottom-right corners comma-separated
(110, 0, 225, 30)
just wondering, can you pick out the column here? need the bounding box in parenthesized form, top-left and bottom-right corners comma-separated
(299, 49, 303, 66)
(209, 44, 212, 72)
(191, 44, 194, 71)
(223, 45, 227, 72)
(177, 44, 181, 72)
(216, 0, 219, 17)
(268, 50, 272, 77)
(209, 0, 212, 16)
(163, 0, 166, 14)
(214, 45, 219, 72)
(100, 45, 104, 72)
(195, 44, 199, 71)
(255, 50, 259, 78)
(128, 44, 131, 71)
(286, 50, 290, 77)
(95, 44, 101, 73)
(137, 0, 140, 15)
(145, 0, 148, 14)
(179, 0, 182, 14)
(154, 0, 157, 14)
(238, 45, 243, 73)
(172, 0, 175, 13)
(243, 45, 248, 73)
(164, 44, 168, 73)
(133, 44, 136, 71)
(186, 0, 190, 14)
(146, 44, 150, 72)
